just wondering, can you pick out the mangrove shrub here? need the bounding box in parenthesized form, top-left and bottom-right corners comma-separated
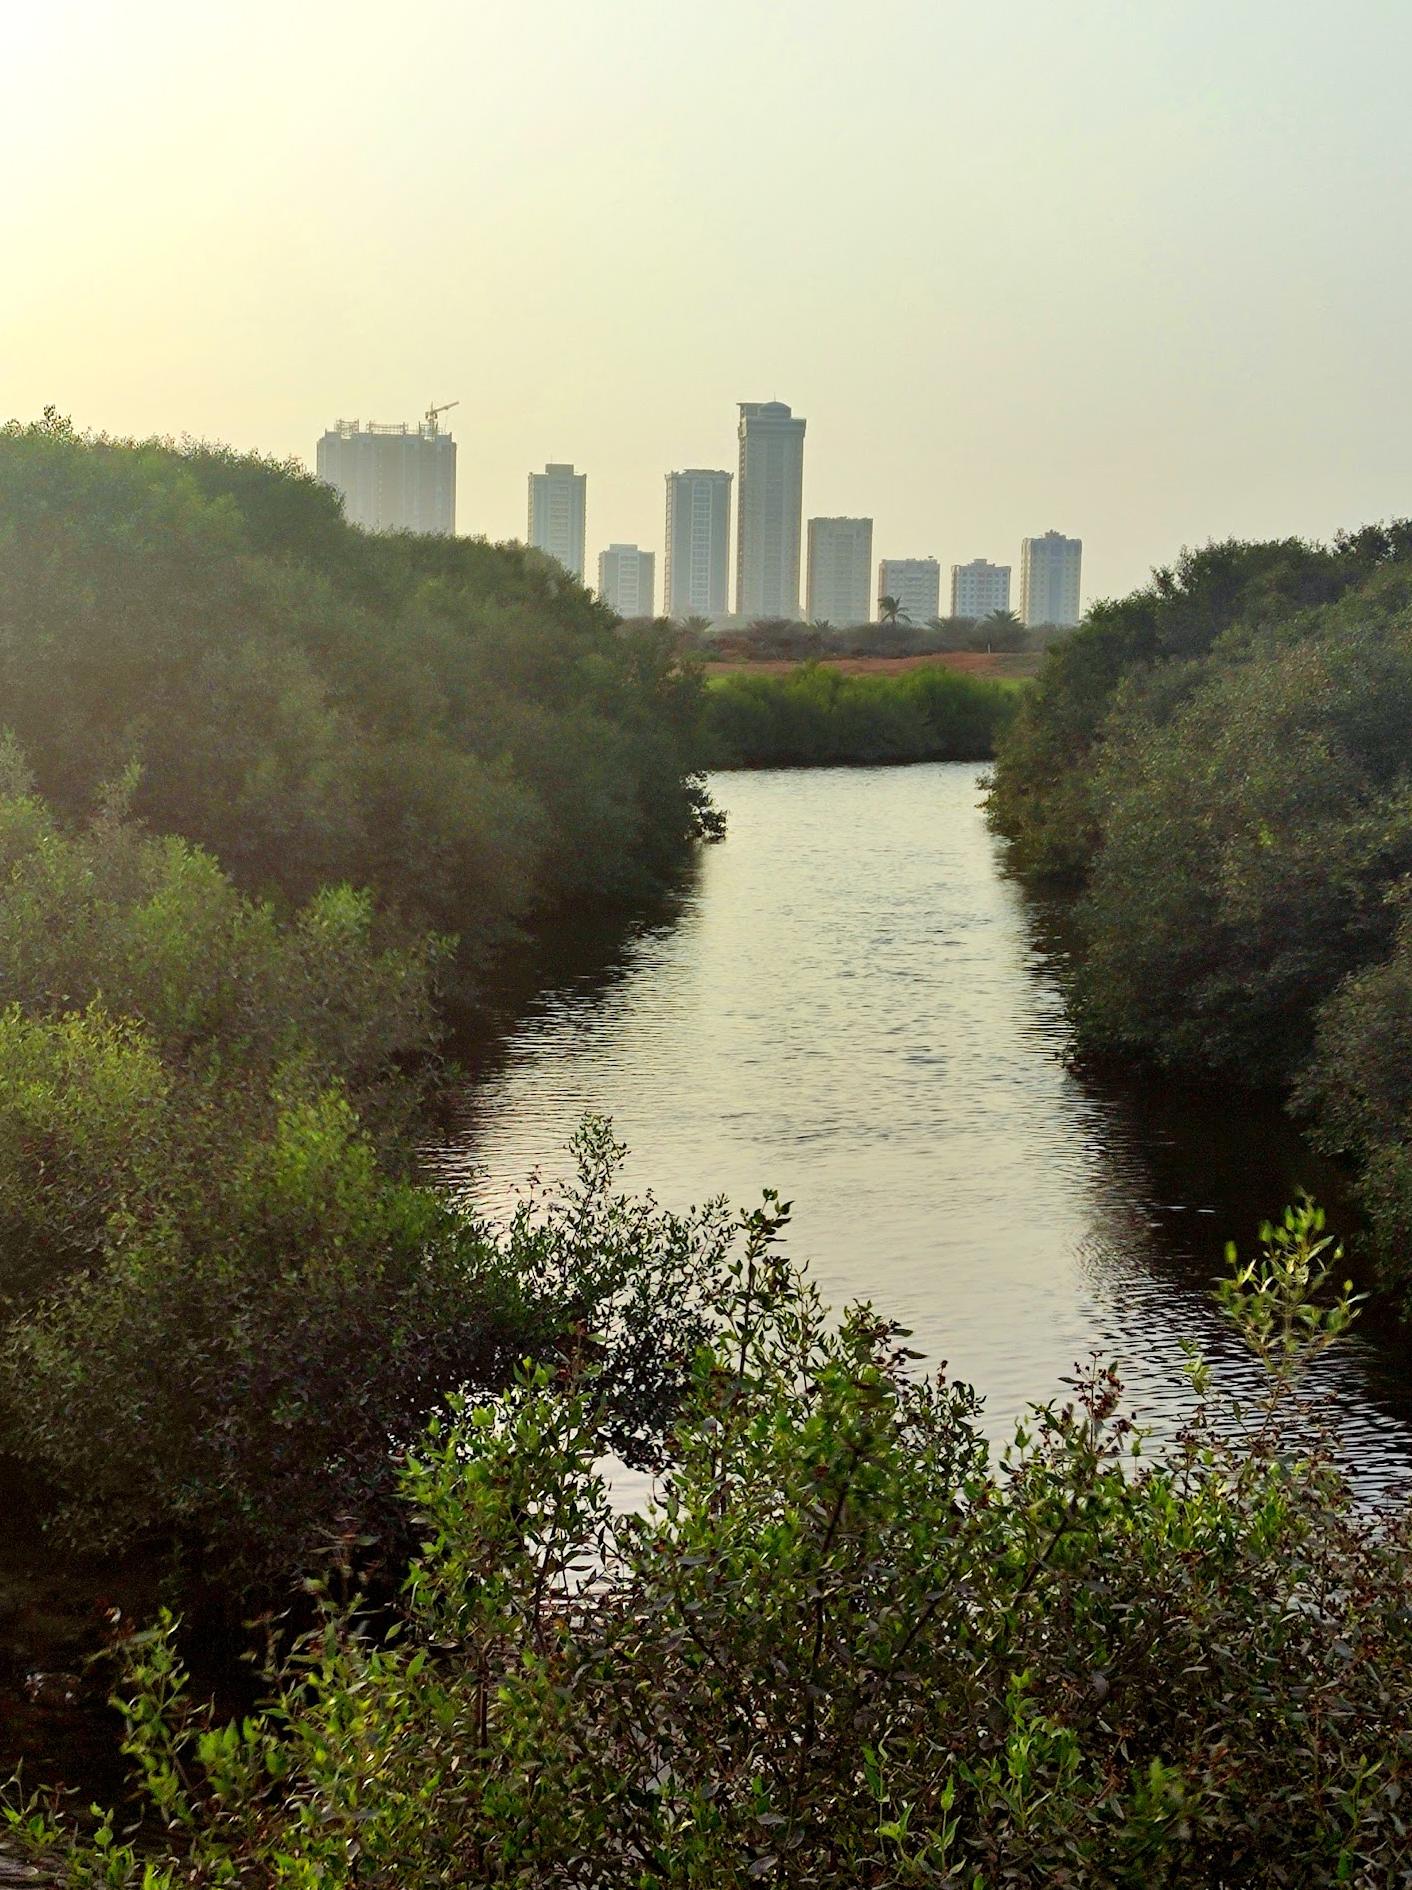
(16, 1203, 1412, 1886)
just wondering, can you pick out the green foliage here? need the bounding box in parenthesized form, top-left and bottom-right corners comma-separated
(0, 781, 443, 1122)
(0, 1005, 176, 1307)
(702, 663, 1020, 769)
(0, 767, 730, 1576)
(0, 421, 716, 965)
(1297, 910, 1412, 1276)
(988, 524, 1412, 1293)
(16, 1203, 1411, 1887)
(1073, 604, 1412, 1083)
(1, 1115, 735, 1582)
(988, 527, 1412, 880)
(0, 782, 443, 1309)
(0, 409, 720, 1590)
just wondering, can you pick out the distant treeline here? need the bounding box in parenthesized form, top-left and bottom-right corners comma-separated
(702, 663, 1021, 769)
(688, 612, 1069, 661)
(988, 525, 1412, 1297)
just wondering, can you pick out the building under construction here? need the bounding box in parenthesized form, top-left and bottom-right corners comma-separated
(315, 404, 457, 535)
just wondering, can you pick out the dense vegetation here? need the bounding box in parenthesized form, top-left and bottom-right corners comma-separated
(0, 777, 728, 1584)
(18, 1201, 1412, 1888)
(15, 428, 1412, 1880)
(0, 414, 714, 967)
(988, 526, 1412, 1294)
(702, 663, 1020, 769)
(0, 418, 724, 1585)
(690, 613, 1063, 663)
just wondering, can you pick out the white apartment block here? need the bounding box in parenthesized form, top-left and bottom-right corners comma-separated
(806, 517, 873, 625)
(598, 543, 656, 618)
(1019, 530, 1082, 627)
(528, 463, 588, 578)
(877, 557, 941, 624)
(736, 401, 806, 619)
(316, 418, 456, 535)
(665, 469, 732, 618)
(950, 558, 1012, 620)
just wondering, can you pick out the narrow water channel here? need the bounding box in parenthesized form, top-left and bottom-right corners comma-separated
(435, 763, 1412, 1483)
(11, 762, 1412, 1802)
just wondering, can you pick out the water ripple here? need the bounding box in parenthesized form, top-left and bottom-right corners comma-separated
(430, 764, 1412, 1494)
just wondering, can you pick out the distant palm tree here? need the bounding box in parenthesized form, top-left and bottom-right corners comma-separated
(810, 618, 833, 634)
(681, 614, 712, 636)
(985, 607, 1022, 629)
(878, 595, 902, 627)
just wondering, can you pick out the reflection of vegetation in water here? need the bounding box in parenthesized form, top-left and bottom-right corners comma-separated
(989, 527, 1412, 1302)
(443, 866, 700, 1083)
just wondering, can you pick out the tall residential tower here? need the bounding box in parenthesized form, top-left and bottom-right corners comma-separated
(1019, 531, 1082, 627)
(598, 543, 656, 618)
(950, 559, 1012, 620)
(527, 463, 587, 578)
(877, 557, 940, 624)
(735, 401, 806, 619)
(316, 416, 456, 535)
(664, 469, 732, 617)
(806, 517, 873, 625)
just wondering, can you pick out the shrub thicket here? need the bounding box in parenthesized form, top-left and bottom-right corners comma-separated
(0, 416, 714, 964)
(0, 764, 442, 1307)
(0, 419, 729, 1580)
(987, 528, 1412, 1297)
(2, 1115, 734, 1582)
(0, 785, 738, 1585)
(16, 1201, 1412, 1888)
(986, 531, 1412, 877)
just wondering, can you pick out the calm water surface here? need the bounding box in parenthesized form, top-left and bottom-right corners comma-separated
(435, 764, 1412, 1484)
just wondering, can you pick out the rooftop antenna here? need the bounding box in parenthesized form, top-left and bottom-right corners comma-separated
(425, 399, 460, 435)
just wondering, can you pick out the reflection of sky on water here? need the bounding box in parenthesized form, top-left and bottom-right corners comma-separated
(430, 763, 1412, 1496)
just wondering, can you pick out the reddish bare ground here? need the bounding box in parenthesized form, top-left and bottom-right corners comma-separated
(705, 649, 1041, 680)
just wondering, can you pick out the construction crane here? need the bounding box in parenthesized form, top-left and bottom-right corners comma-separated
(424, 399, 459, 435)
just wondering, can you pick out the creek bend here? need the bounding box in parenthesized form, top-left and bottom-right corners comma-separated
(434, 762, 1412, 1485)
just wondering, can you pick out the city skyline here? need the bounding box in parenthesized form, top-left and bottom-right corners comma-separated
(9, 2, 1412, 609)
(312, 405, 1057, 620)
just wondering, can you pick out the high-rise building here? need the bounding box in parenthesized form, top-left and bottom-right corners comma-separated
(735, 401, 806, 619)
(665, 469, 732, 617)
(528, 463, 587, 577)
(806, 517, 873, 625)
(598, 543, 656, 618)
(877, 557, 941, 625)
(316, 416, 456, 535)
(1020, 531, 1082, 627)
(950, 558, 1012, 620)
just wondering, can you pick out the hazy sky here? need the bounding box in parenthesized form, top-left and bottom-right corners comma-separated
(6, 0, 1412, 605)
